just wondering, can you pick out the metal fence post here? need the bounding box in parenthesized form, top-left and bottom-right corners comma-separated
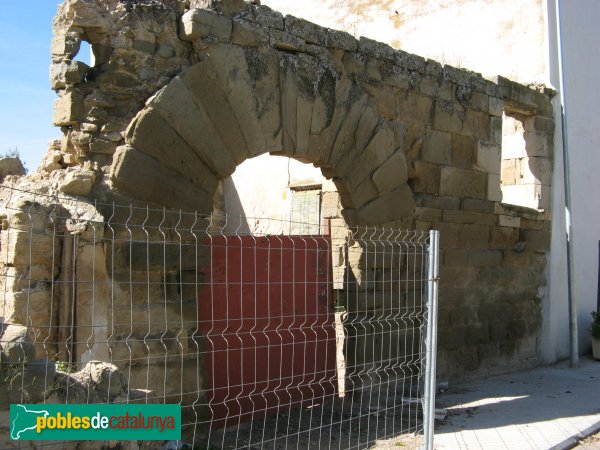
(424, 230, 439, 450)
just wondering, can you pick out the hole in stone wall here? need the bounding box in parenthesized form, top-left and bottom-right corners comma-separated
(75, 40, 92, 66)
(213, 154, 338, 235)
(501, 110, 536, 208)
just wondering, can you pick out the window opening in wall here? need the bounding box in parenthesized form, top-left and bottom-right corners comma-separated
(500, 109, 551, 210)
(289, 185, 322, 235)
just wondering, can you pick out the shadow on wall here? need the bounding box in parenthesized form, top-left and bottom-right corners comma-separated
(221, 177, 251, 234)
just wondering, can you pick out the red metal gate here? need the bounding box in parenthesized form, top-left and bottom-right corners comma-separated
(198, 235, 336, 429)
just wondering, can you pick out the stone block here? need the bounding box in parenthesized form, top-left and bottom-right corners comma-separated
(422, 130, 451, 165)
(59, 169, 96, 196)
(489, 226, 518, 249)
(468, 249, 502, 267)
(488, 173, 502, 202)
(463, 110, 490, 141)
(410, 161, 440, 194)
(396, 92, 432, 124)
(520, 229, 551, 252)
(498, 214, 521, 228)
(321, 192, 341, 219)
(440, 166, 487, 199)
(523, 115, 555, 133)
(421, 195, 460, 210)
(443, 249, 468, 266)
(476, 141, 501, 174)
(415, 207, 441, 222)
(442, 209, 496, 225)
(470, 91, 489, 112)
(89, 138, 118, 154)
(231, 18, 269, 46)
(50, 61, 89, 89)
(436, 222, 461, 249)
(109, 146, 213, 214)
(51, 32, 81, 58)
(461, 198, 494, 213)
(254, 5, 284, 29)
(451, 134, 476, 169)
(270, 30, 306, 52)
(357, 185, 415, 225)
(490, 116, 503, 144)
(434, 101, 463, 134)
(53, 91, 84, 126)
(460, 224, 489, 249)
(179, 9, 232, 41)
(285, 15, 328, 45)
(126, 108, 218, 195)
(372, 151, 408, 194)
(489, 96, 504, 116)
(0, 324, 35, 365)
(132, 39, 156, 54)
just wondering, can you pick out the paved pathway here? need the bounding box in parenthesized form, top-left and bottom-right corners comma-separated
(434, 357, 600, 450)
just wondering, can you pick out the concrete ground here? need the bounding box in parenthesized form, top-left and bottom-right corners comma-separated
(433, 356, 600, 450)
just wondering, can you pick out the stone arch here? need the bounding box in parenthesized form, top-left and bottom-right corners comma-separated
(109, 43, 414, 225)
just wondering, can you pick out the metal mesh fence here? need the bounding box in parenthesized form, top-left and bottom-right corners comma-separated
(0, 186, 438, 449)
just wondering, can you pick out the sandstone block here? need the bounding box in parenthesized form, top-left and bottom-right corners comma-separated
(410, 161, 440, 194)
(488, 174, 502, 202)
(524, 116, 555, 133)
(451, 134, 475, 168)
(50, 60, 89, 89)
(489, 226, 518, 249)
(179, 9, 232, 41)
(232, 18, 269, 46)
(254, 5, 284, 29)
(51, 32, 81, 58)
(285, 15, 328, 45)
(434, 101, 463, 134)
(357, 185, 415, 225)
(126, 108, 218, 194)
(372, 151, 408, 194)
(461, 198, 494, 213)
(498, 214, 521, 228)
(110, 146, 213, 214)
(521, 229, 551, 252)
(89, 138, 117, 154)
(468, 249, 502, 267)
(53, 91, 84, 126)
(151, 77, 237, 176)
(440, 166, 487, 199)
(327, 29, 357, 51)
(459, 224, 489, 249)
(0, 324, 35, 365)
(489, 96, 504, 116)
(422, 130, 451, 165)
(59, 169, 96, 196)
(476, 141, 501, 174)
(442, 209, 496, 225)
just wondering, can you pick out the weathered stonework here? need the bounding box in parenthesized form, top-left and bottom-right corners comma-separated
(0, 0, 556, 432)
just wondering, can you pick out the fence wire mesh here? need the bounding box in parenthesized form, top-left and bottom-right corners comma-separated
(0, 186, 438, 449)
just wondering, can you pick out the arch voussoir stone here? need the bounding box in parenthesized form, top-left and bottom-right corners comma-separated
(125, 107, 218, 196)
(110, 146, 214, 213)
(148, 77, 237, 178)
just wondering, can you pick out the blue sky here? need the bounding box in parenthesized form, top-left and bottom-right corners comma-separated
(0, 1, 65, 170)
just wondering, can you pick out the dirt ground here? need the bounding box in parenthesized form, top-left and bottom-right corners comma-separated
(575, 430, 600, 449)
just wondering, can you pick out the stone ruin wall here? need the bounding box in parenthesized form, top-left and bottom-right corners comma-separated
(0, 0, 555, 419)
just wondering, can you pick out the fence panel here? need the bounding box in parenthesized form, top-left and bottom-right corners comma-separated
(0, 186, 438, 449)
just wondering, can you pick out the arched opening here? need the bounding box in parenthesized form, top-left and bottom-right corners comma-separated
(105, 41, 419, 443)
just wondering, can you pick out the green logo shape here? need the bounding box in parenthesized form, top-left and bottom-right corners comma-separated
(10, 404, 181, 441)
